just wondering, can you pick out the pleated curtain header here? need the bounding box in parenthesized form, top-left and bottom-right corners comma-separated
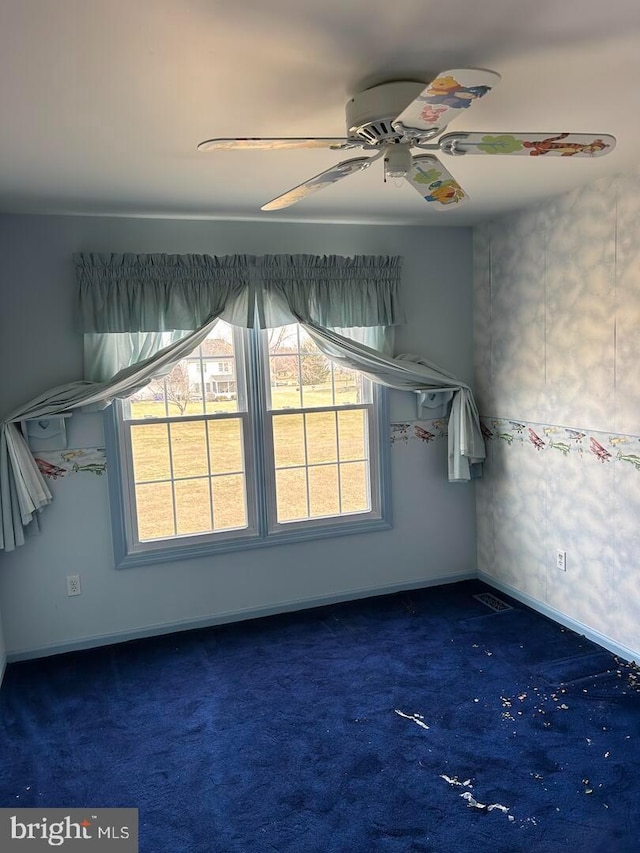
(258, 255, 403, 330)
(75, 253, 254, 333)
(75, 252, 404, 333)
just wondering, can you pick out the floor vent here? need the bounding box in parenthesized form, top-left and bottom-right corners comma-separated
(473, 592, 513, 612)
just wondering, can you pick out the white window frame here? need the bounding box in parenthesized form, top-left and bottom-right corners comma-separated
(105, 325, 392, 568)
(260, 328, 382, 536)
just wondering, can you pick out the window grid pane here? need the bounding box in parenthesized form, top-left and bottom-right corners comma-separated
(170, 421, 209, 478)
(339, 461, 371, 514)
(174, 478, 212, 535)
(135, 481, 175, 540)
(130, 423, 171, 481)
(270, 402, 373, 524)
(129, 414, 248, 542)
(308, 464, 339, 518)
(272, 414, 305, 468)
(275, 468, 308, 522)
(212, 474, 247, 530)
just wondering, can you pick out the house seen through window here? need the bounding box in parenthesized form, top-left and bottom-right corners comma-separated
(111, 320, 388, 563)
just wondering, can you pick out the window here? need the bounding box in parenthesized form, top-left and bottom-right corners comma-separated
(107, 321, 390, 566)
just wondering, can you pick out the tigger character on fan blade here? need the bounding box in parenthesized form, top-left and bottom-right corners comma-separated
(523, 132, 608, 156)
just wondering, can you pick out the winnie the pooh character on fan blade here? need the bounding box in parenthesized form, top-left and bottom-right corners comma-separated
(421, 74, 492, 109)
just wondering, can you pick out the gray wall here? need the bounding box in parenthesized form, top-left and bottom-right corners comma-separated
(0, 214, 476, 659)
(0, 607, 5, 685)
(474, 171, 640, 659)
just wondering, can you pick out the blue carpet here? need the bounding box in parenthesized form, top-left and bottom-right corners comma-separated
(1, 580, 639, 851)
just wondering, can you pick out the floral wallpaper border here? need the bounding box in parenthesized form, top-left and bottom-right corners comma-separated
(480, 417, 640, 472)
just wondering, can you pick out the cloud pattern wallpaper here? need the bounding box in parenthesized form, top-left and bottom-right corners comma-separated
(473, 171, 640, 658)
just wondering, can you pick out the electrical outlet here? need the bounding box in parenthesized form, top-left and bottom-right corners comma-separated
(66, 575, 82, 596)
(556, 550, 567, 572)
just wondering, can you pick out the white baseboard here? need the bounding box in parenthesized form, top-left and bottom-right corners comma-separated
(6, 572, 475, 663)
(8, 571, 636, 667)
(479, 572, 640, 664)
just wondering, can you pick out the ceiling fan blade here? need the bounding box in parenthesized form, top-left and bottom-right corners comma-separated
(392, 68, 500, 137)
(405, 155, 468, 207)
(439, 131, 616, 157)
(198, 137, 361, 152)
(261, 157, 374, 211)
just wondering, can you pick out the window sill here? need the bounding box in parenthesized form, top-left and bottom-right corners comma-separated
(114, 516, 393, 569)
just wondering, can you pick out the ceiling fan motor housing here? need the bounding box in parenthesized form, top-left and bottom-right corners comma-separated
(346, 80, 427, 144)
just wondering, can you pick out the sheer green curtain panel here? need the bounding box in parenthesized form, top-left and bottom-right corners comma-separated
(300, 321, 485, 482)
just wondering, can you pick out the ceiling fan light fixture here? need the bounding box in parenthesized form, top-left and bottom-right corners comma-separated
(383, 145, 412, 179)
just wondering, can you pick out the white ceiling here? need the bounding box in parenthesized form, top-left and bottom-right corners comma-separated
(1, 0, 639, 226)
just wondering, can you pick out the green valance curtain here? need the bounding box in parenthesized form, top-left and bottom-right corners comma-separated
(258, 254, 403, 330)
(76, 253, 403, 333)
(76, 253, 255, 332)
(0, 252, 484, 553)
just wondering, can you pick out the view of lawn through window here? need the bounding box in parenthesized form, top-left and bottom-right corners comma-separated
(121, 322, 373, 543)
(267, 324, 371, 522)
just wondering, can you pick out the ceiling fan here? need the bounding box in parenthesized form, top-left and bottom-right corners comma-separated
(197, 69, 616, 211)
